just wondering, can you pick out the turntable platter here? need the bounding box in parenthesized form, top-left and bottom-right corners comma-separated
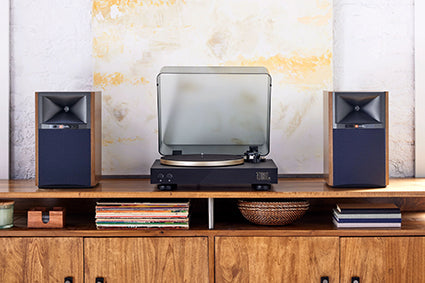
(160, 154, 244, 167)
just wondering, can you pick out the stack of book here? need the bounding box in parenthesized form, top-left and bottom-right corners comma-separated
(332, 203, 401, 228)
(95, 202, 190, 229)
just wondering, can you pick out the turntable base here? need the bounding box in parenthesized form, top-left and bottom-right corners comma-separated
(151, 159, 278, 191)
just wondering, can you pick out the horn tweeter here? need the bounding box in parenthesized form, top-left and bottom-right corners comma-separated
(41, 95, 88, 125)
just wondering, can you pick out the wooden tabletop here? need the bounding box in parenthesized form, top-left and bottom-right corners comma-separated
(1, 178, 425, 198)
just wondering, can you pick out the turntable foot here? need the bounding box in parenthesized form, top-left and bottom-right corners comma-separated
(252, 184, 271, 191)
(158, 184, 177, 191)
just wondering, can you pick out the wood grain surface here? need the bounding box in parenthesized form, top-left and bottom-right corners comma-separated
(2, 178, 425, 198)
(84, 237, 209, 283)
(1, 178, 425, 237)
(0, 237, 83, 283)
(341, 236, 425, 283)
(208, 236, 215, 283)
(91, 91, 102, 186)
(215, 236, 339, 283)
(35, 92, 39, 186)
(3, 211, 425, 238)
(323, 91, 334, 185)
(27, 207, 65, 228)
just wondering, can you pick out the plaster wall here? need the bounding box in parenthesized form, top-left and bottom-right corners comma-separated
(333, 0, 414, 177)
(9, 0, 414, 178)
(10, 1, 93, 178)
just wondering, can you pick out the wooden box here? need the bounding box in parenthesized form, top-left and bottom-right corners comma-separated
(27, 207, 65, 228)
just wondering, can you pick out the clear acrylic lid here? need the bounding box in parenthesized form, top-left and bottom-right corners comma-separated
(156, 66, 272, 156)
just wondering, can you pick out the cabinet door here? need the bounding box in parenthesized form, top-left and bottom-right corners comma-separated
(0, 237, 83, 283)
(341, 237, 425, 283)
(84, 237, 209, 283)
(215, 236, 339, 283)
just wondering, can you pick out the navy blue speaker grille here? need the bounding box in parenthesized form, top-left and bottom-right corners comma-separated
(38, 129, 91, 187)
(333, 128, 386, 187)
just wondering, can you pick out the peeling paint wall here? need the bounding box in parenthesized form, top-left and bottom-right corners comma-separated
(9, 0, 414, 178)
(93, 0, 333, 175)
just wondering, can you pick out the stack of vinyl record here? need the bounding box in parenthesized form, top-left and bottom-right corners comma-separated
(332, 203, 401, 228)
(95, 202, 190, 229)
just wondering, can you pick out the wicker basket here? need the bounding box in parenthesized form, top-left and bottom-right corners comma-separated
(237, 200, 309, 226)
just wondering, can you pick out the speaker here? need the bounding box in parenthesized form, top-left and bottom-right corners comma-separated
(35, 91, 102, 188)
(323, 91, 388, 187)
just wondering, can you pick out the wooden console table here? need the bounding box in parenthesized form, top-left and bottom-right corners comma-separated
(1, 178, 425, 282)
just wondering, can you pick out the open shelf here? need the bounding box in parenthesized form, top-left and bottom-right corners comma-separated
(1, 213, 210, 237)
(2, 178, 425, 237)
(2, 212, 425, 237)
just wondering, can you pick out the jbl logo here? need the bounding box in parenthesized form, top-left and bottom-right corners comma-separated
(256, 172, 270, 181)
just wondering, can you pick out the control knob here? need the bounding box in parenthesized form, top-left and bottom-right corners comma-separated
(166, 173, 173, 182)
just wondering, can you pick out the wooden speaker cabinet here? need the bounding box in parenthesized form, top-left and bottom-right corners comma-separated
(323, 91, 388, 187)
(35, 91, 102, 188)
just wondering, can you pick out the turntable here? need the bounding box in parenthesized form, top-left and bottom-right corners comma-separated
(150, 66, 278, 190)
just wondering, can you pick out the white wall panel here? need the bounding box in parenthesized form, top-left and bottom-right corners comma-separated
(0, 0, 9, 179)
(415, 0, 425, 176)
